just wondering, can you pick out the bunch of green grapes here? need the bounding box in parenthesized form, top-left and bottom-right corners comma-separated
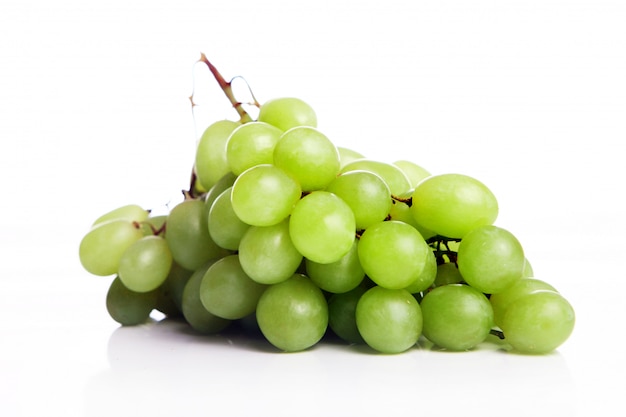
(78, 60, 574, 355)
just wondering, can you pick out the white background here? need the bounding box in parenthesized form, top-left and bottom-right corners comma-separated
(1, 0, 625, 416)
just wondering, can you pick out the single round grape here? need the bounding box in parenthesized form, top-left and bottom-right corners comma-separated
(256, 274, 328, 352)
(118, 235, 173, 293)
(356, 286, 422, 354)
(231, 164, 302, 227)
(420, 284, 494, 351)
(490, 278, 558, 328)
(226, 121, 283, 175)
(357, 220, 429, 289)
(393, 160, 431, 188)
(273, 126, 340, 191)
(257, 97, 317, 131)
(337, 146, 365, 168)
(238, 219, 303, 284)
(79, 219, 143, 276)
(433, 262, 464, 287)
(92, 204, 149, 227)
(181, 260, 231, 335)
(203, 172, 237, 220)
(199, 255, 267, 320)
(165, 199, 230, 271)
(410, 173, 498, 238)
(501, 290, 575, 354)
(208, 187, 250, 250)
(195, 119, 240, 191)
(289, 191, 356, 264)
(341, 159, 412, 196)
(328, 284, 369, 344)
(325, 170, 391, 230)
(404, 248, 437, 293)
(457, 225, 525, 294)
(306, 239, 365, 293)
(106, 276, 158, 326)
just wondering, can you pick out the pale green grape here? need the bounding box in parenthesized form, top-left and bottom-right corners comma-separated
(92, 204, 149, 227)
(393, 160, 431, 188)
(306, 240, 365, 293)
(256, 274, 328, 352)
(289, 191, 356, 264)
(433, 261, 464, 287)
(410, 173, 498, 238)
(356, 286, 422, 354)
(139, 215, 167, 237)
(238, 219, 303, 284)
(199, 255, 267, 320)
(457, 225, 525, 294)
(181, 260, 231, 334)
(327, 284, 369, 344)
(388, 190, 436, 239)
(325, 170, 391, 230)
(79, 220, 143, 276)
(420, 284, 494, 351)
(357, 220, 429, 289)
(273, 126, 340, 191)
(203, 172, 237, 220)
(118, 235, 173, 293)
(404, 249, 437, 293)
(341, 159, 412, 195)
(500, 290, 575, 354)
(106, 276, 158, 326)
(208, 187, 250, 250)
(165, 199, 230, 271)
(231, 164, 302, 227)
(337, 146, 365, 168)
(490, 278, 558, 328)
(257, 97, 317, 131)
(522, 258, 534, 278)
(226, 121, 283, 175)
(195, 120, 240, 190)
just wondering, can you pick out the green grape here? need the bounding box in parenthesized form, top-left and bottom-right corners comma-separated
(256, 274, 328, 352)
(273, 126, 340, 191)
(356, 286, 422, 354)
(457, 225, 525, 294)
(118, 235, 173, 293)
(226, 121, 283, 175)
(289, 191, 356, 264)
(231, 164, 302, 227)
(490, 278, 558, 328)
(327, 284, 369, 344)
(257, 97, 317, 131)
(325, 170, 391, 230)
(337, 146, 365, 168)
(500, 290, 575, 354)
(79, 219, 143, 276)
(208, 187, 251, 250)
(238, 219, 303, 285)
(404, 249, 437, 293)
(420, 284, 494, 351)
(357, 220, 429, 289)
(522, 258, 534, 278)
(139, 214, 167, 237)
(203, 172, 237, 220)
(393, 160, 431, 188)
(341, 159, 412, 196)
(388, 190, 436, 239)
(199, 255, 267, 320)
(306, 240, 365, 293)
(433, 261, 464, 287)
(195, 120, 240, 190)
(92, 204, 149, 227)
(165, 199, 230, 271)
(410, 173, 498, 238)
(106, 276, 159, 326)
(181, 260, 231, 334)
(155, 262, 193, 317)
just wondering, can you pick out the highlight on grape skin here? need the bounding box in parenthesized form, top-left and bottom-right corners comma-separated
(78, 55, 575, 355)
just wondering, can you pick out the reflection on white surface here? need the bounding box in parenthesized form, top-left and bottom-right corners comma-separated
(83, 318, 575, 417)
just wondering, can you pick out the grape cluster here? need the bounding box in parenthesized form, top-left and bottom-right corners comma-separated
(79, 68, 575, 355)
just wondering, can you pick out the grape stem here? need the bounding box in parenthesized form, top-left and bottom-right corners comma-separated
(426, 235, 462, 265)
(391, 195, 412, 207)
(490, 329, 505, 340)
